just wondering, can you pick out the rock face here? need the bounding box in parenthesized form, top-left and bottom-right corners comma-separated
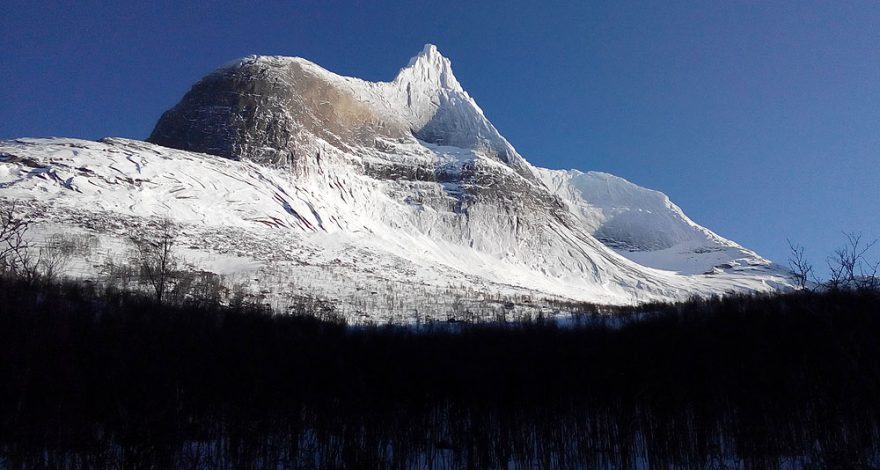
(0, 45, 790, 319)
(150, 45, 521, 169)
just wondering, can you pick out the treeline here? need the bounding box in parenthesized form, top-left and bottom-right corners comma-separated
(1, 277, 879, 468)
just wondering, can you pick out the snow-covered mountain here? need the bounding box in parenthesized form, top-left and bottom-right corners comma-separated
(0, 45, 790, 321)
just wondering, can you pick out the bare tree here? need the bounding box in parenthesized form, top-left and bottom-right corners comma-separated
(102, 253, 137, 290)
(0, 202, 30, 274)
(1, 204, 79, 283)
(787, 239, 814, 291)
(0, 203, 44, 283)
(37, 234, 77, 283)
(131, 219, 180, 303)
(826, 232, 878, 291)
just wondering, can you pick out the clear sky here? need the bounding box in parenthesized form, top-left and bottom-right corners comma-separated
(2, 0, 878, 275)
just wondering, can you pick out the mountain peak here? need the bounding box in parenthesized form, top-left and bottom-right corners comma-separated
(410, 43, 443, 62)
(396, 44, 462, 92)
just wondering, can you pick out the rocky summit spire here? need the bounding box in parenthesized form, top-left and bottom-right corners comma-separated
(394, 44, 463, 93)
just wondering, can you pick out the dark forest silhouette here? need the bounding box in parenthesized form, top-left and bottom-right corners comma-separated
(1, 276, 879, 468)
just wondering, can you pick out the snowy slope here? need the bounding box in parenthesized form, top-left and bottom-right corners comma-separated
(0, 45, 791, 321)
(536, 169, 769, 275)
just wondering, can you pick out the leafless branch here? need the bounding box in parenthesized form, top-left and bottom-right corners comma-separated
(786, 239, 813, 291)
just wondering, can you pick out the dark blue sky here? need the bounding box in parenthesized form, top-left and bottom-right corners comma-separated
(2, 0, 878, 273)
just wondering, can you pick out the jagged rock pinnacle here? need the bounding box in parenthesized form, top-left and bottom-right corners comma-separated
(395, 44, 462, 92)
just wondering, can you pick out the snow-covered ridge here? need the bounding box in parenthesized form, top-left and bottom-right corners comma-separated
(0, 45, 792, 320)
(534, 168, 766, 274)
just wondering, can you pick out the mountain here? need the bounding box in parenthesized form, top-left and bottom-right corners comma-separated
(0, 45, 790, 321)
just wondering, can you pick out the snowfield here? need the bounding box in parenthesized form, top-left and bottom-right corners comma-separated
(0, 45, 791, 322)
